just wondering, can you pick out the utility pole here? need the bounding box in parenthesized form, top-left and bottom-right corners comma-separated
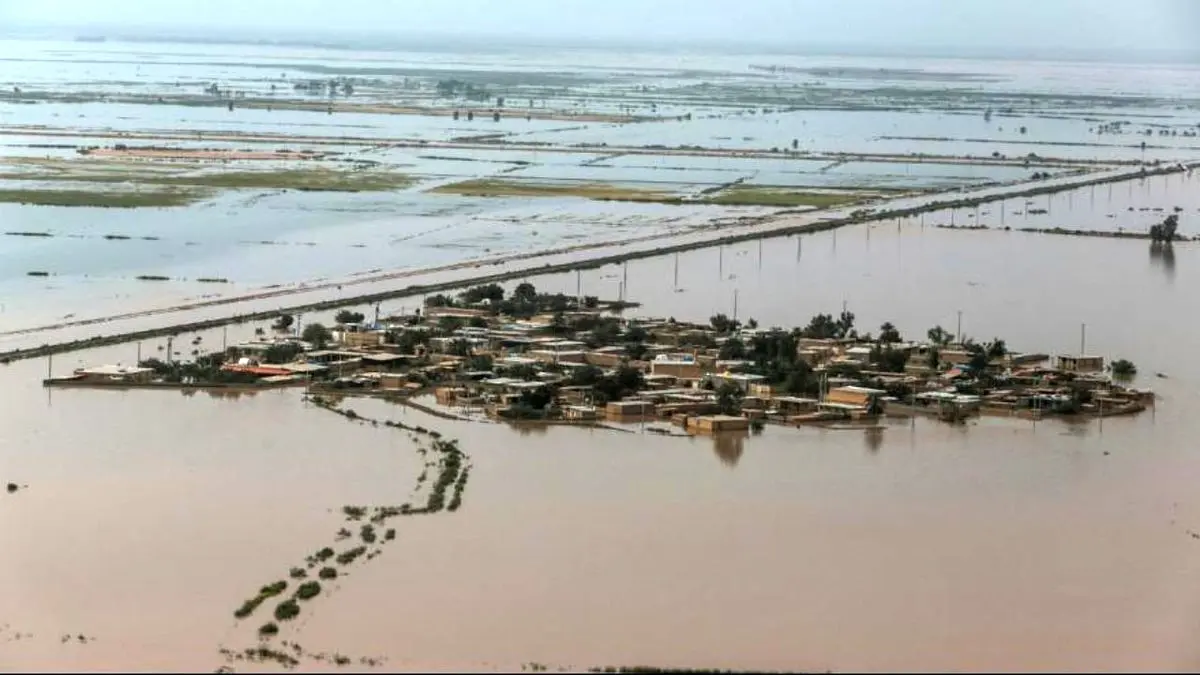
(166, 336, 174, 364)
(757, 239, 763, 270)
(622, 261, 628, 293)
(673, 252, 679, 289)
(222, 326, 228, 352)
(956, 310, 963, 345)
(796, 236, 802, 261)
(136, 342, 141, 364)
(1080, 323, 1086, 355)
(732, 289, 739, 322)
(47, 353, 52, 379)
(718, 246, 724, 278)
(575, 269, 581, 305)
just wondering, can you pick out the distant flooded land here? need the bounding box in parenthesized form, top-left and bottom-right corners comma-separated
(3, 31, 1200, 674)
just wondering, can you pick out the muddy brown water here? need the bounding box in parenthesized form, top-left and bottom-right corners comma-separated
(5, 180, 1200, 671)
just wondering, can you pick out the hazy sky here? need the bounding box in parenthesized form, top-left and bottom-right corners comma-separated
(2, 0, 1198, 54)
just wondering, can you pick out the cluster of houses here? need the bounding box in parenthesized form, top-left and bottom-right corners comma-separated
(49, 302, 1152, 429)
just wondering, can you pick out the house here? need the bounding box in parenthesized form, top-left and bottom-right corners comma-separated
(528, 349, 587, 364)
(771, 396, 819, 416)
(358, 353, 412, 372)
(73, 364, 156, 383)
(1056, 355, 1105, 374)
(605, 400, 655, 418)
(221, 363, 293, 378)
(304, 350, 363, 373)
(843, 346, 874, 364)
(586, 346, 626, 368)
(337, 328, 385, 349)
(564, 405, 599, 421)
(651, 354, 702, 379)
(825, 385, 886, 408)
(688, 415, 750, 433)
(709, 372, 766, 392)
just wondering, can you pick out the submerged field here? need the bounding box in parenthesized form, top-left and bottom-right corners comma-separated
(4, 35, 1200, 672)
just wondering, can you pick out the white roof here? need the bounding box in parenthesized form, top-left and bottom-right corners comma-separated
(836, 385, 887, 394)
(78, 364, 154, 376)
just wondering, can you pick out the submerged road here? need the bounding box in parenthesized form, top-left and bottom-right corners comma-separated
(0, 161, 1192, 359)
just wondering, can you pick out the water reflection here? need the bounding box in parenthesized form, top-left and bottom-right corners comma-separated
(864, 427, 885, 454)
(1149, 241, 1176, 282)
(710, 431, 747, 467)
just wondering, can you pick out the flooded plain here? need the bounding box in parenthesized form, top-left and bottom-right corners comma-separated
(6, 36, 1200, 673)
(5, 174, 1200, 671)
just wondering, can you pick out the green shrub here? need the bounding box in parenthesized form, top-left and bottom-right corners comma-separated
(274, 599, 300, 622)
(296, 581, 321, 601)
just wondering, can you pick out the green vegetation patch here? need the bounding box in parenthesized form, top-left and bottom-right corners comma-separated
(704, 185, 866, 208)
(0, 188, 205, 208)
(159, 168, 414, 192)
(429, 178, 675, 202)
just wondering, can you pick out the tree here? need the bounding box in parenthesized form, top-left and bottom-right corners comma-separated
(588, 318, 622, 346)
(448, 339, 472, 357)
(715, 382, 744, 415)
(1110, 359, 1137, 380)
(746, 318, 759, 330)
(335, 310, 365, 325)
(625, 342, 648, 361)
(424, 294, 454, 308)
(836, 310, 856, 339)
(927, 325, 953, 346)
(878, 322, 902, 344)
(262, 342, 303, 364)
(710, 313, 738, 334)
(1150, 214, 1179, 243)
(869, 346, 910, 373)
(513, 282, 538, 304)
(507, 363, 540, 380)
(802, 313, 839, 339)
(567, 365, 604, 387)
(459, 283, 504, 304)
(719, 338, 746, 360)
(926, 347, 941, 370)
(302, 323, 332, 349)
(467, 355, 493, 372)
(548, 312, 570, 336)
(965, 344, 990, 373)
(468, 316, 488, 328)
(625, 324, 648, 343)
(273, 314, 295, 331)
(438, 316, 465, 334)
(986, 339, 1008, 360)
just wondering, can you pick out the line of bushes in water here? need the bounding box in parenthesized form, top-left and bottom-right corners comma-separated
(228, 397, 472, 647)
(3, 164, 1187, 368)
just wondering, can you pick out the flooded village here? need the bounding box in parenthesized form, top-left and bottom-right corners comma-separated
(5, 8, 1200, 674)
(48, 281, 1154, 432)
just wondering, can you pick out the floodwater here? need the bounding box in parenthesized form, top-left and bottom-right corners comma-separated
(5, 180, 1200, 671)
(5, 38, 1200, 335)
(6, 38, 1200, 672)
